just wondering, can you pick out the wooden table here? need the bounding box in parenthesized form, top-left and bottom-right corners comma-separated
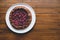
(0, 0, 60, 40)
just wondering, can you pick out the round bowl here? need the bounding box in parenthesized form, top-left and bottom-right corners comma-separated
(5, 3, 36, 34)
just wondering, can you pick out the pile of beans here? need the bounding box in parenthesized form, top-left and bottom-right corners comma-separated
(10, 8, 31, 29)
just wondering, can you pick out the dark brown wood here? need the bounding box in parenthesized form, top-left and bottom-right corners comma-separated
(0, 0, 60, 40)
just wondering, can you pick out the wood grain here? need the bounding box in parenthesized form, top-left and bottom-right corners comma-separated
(0, 0, 60, 40)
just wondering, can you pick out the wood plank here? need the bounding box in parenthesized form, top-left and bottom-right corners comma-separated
(0, 0, 60, 8)
(22, 0, 60, 7)
(0, 0, 22, 3)
(24, 0, 60, 3)
(37, 13, 60, 29)
(34, 7, 60, 13)
(0, 13, 5, 24)
(0, 29, 58, 40)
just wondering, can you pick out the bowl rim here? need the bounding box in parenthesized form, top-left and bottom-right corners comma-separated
(5, 3, 36, 34)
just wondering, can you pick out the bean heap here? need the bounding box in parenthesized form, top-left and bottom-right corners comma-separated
(10, 8, 31, 29)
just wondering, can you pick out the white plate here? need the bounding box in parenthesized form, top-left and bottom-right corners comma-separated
(5, 3, 36, 34)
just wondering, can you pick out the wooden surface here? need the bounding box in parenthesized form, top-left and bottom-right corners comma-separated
(0, 0, 60, 40)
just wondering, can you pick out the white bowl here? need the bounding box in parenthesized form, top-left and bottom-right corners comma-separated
(5, 3, 36, 34)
